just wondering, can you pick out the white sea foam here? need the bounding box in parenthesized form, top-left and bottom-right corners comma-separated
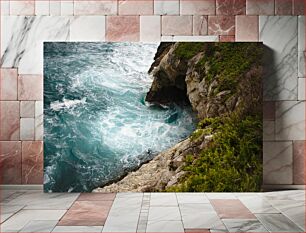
(50, 97, 87, 111)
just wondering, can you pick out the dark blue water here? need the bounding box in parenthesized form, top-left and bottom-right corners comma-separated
(44, 42, 196, 192)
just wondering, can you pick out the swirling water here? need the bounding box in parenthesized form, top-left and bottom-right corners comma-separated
(44, 42, 196, 192)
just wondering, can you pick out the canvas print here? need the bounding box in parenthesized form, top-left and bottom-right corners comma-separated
(44, 42, 263, 192)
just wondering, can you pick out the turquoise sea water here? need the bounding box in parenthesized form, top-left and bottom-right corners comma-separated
(44, 42, 196, 192)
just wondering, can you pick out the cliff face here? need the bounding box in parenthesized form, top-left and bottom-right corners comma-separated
(94, 42, 264, 192)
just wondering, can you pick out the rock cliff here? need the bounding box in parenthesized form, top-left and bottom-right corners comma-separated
(94, 42, 264, 192)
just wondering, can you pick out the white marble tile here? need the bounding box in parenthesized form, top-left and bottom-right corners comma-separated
(1, 0, 10, 15)
(61, 1, 74, 16)
(35, 101, 43, 140)
(150, 193, 178, 206)
(146, 221, 184, 233)
(20, 101, 35, 118)
(20, 220, 58, 232)
(35, 1, 50, 16)
(1, 204, 25, 223)
(263, 120, 275, 141)
(140, 16, 161, 42)
(298, 16, 305, 78)
(275, 101, 305, 140)
(154, 0, 179, 15)
(263, 141, 293, 184)
(148, 206, 181, 221)
(261, 190, 305, 201)
(223, 219, 268, 232)
(0, 209, 66, 232)
(20, 118, 35, 140)
(176, 193, 210, 204)
(52, 226, 104, 232)
(50, 1, 61, 16)
(10, 1, 35, 15)
(172, 35, 219, 42)
(74, 1, 117, 15)
(298, 78, 305, 100)
(256, 213, 303, 232)
(206, 192, 237, 199)
(1, 16, 70, 74)
(161, 35, 174, 41)
(70, 16, 105, 41)
(259, 16, 298, 101)
(238, 196, 279, 214)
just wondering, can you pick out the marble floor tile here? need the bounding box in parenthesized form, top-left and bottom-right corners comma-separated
(0, 190, 18, 201)
(148, 206, 181, 221)
(206, 193, 237, 199)
(150, 193, 178, 206)
(261, 190, 305, 201)
(1, 204, 25, 223)
(77, 193, 116, 201)
(238, 196, 279, 213)
(256, 213, 303, 232)
(20, 220, 58, 232)
(176, 193, 210, 204)
(146, 220, 184, 233)
(52, 226, 103, 232)
(223, 219, 268, 232)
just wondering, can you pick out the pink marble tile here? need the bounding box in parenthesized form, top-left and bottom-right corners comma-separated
(106, 16, 140, 41)
(210, 199, 256, 219)
(193, 16, 208, 36)
(180, 0, 215, 15)
(162, 16, 192, 36)
(20, 101, 35, 118)
(216, 0, 246, 15)
(0, 141, 22, 184)
(0, 69, 18, 100)
(10, 0, 35, 15)
(293, 0, 305, 15)
(58, 201, 113, 226)
(246, 0, 274, 15)
(208, 16, 235, 36)
(78, 193, 116, 201)
(235, 15, 258, 41)
(119, 0, 153, 15)
(219, 35, 235, 42)
(74, 1, 117, 15)
(263, 101, 275, 120)
(275, 0, 293, 15)
(22, 141, 43, 184)
(0, 101, 20, 141)
(293, 140, 305, 184)
(18, 75, 43, 101)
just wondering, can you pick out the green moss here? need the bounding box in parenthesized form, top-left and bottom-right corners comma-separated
(174, 42, 206, 60)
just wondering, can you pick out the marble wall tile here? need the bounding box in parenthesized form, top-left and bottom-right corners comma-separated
(74, 1, 117, 15)
(22, 141, 43, 184)
(10, 1, 35, 15)
(20, 101, 35, 118)
(119, 0, 153, 15)
(260, 16, 298, 100)
(180, 0, 215, 15)
(193, 16, 208, 36)
(50, 1, 61, 16)
(20, 118, 35, 140)
(1, 16, 70, 74)
(70, 16, 106, 41)
(35, 1, 50, 16)
(216, 0, 246, 15)
(0, 68, 18, 100)
(246, 0, 274, 15)
(0, 101, 20, 140)
(298, 78, 305, 100)
(18, 75, 43, 100)
(219, 35, 235, 42)
(0, 141, 22, 184)
(154, 0, 179, 15)
(298, 16, 305, 78)
(293, 0, 305, 15)
(263, 121, 275, 141)
(263, 141, 293, 184)
(35, 101, 43, 140)
(275, 0, 293, 15)
(275, 101, 305, 140)
(106, 16, 139, 41)
(1, 0, 10, 15)
(162, 16, 192, 36)
(61, 1, 74, 16)
(263, 101, 275, 120)
(140, 16, 161, 42)
(172, 36, 219, 42)
(235, 15, 258, 41)
(208, 16, 235, 35)
(293, 140, 305, 184)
